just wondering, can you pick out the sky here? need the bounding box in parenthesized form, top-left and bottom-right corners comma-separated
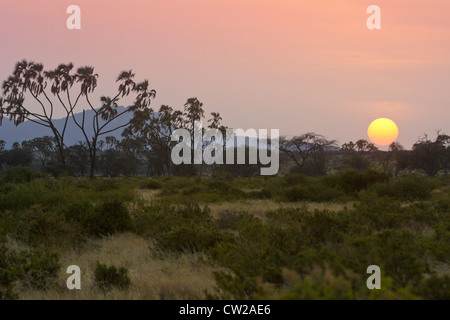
(0, 0, 449, 149)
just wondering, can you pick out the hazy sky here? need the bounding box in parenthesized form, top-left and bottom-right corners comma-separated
(1, 0, 449, 148)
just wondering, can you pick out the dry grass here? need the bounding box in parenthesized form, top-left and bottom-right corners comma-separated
(136, 189, 352, 220)
(136, 189, 160, 201)
(15, 233, 219, 300)
(206, 200, 352, 219)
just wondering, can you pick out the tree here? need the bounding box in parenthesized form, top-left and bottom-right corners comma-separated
(379, 142, 405, 174)
(19, 64, 157, 179)
(0, 61, 74, 166)
(280, 133, 337, 174)
(3, 142, 33, 168)
(207, 112, 227, 176)
(411, 132, 449, 176)
(22, 136, 57, 169)
(97, 137, 127, 177)
(183, 98, 205, 175)
(66, 142, 90, 176)
(341, 139, 378, 171)
(0, 140, 6, 172)
(124, 105, 183, 176)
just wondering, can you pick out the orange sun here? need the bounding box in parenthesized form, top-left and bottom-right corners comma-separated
(367, 118, 399, 146)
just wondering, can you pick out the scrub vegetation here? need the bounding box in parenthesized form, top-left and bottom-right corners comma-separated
(1, 169, 449, 300)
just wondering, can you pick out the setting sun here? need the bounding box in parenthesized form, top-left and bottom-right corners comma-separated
(367, 118, 399, 146)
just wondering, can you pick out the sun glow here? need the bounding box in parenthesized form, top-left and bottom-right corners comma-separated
(367, 118, 399, 146)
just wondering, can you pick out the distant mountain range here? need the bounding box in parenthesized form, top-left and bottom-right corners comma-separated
(0, 106, 133, 147)
(0, 107, 285, 150)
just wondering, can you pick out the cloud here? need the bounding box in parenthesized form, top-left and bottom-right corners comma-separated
(348, 101, 419, 120)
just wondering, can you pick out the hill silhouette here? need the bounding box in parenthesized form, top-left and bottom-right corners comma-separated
(0, 106, 132, 147)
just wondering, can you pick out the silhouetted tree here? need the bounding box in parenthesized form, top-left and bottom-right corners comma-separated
(0, 61, 75, 166)
(124, 105, 183, 176)
(280, 133, 337, 173)
(207, 112, 227, 176)
(183, 98, 205, 176)
(3, 142, 33, 168)
(378, 142, 405, 174)
(341, 139, 378, 171)
(0, 140, 6, 172)
(22, 136, 57, 169)
(411, 132, 449, 176)
(34, 65, 156, 179)
(66, 142, 90, 176)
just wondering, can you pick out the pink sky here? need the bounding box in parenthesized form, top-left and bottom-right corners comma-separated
(1, 0, 449, 148)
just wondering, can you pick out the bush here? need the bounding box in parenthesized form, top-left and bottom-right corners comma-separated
(417, 275, 450, 300)
(83, 199, 133, 237)
(355, 191, 403, 230)
(370, 174, 438, 201)
(1, 243, 60, 298)
(94, 262, 131, 290)
(139, 179, 163, 190)
(327, 168, 390, 194)
(344, 230, 428, 287)
(14, 206, 82, 247)
(0, 167, 42, 184)
(217, 212, 243, 230)
(15, 249, 60, 290)
(135, 202, 227, 253)
(0, 244, 18, 300)
(246, 188, 272, 200)
(157, 224, 224, 253)
(283, 183, 342, 202)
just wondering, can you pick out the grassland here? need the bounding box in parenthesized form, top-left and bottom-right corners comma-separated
(1, 168, 449, 300)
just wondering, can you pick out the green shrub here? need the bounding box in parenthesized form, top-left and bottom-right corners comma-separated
(15, 249, 60, 290)
(282, 174, 309, 186)
(327, 168, 390, 194)
(91, 178, 121, 192)
(417, 275, 450, 300)
(83, 199, 133, 237)
(246, 188, 272, 200)
(135, 202, 227, 253)
(345, 230, 428, 287)
(274, 270, 357, 300)
(0, 167, 42, 184)
(424, 222, 450, 262)
(1, 243, 60, 298)
(283, 184, 342, 202)
(157, 224, 224, 253)
(432, 190, 450, 213)
(14, 206, 82, 247)
(355, 191, 403, 230)
(0, 244, 18, 300)
(94, 261, 131, 290)
(213, 271, 262, 300)
(217, 212, 243, 230)
(139, 179, 163, 190)
(370, 174, 438, 201)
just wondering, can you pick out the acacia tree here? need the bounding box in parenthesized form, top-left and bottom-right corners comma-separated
(280, 133, 337, 173)
(411, 132, 449, 176)
(378, 142, 405, 174)
(341, 139, 378, 170)
(0, 61, 74, 166)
